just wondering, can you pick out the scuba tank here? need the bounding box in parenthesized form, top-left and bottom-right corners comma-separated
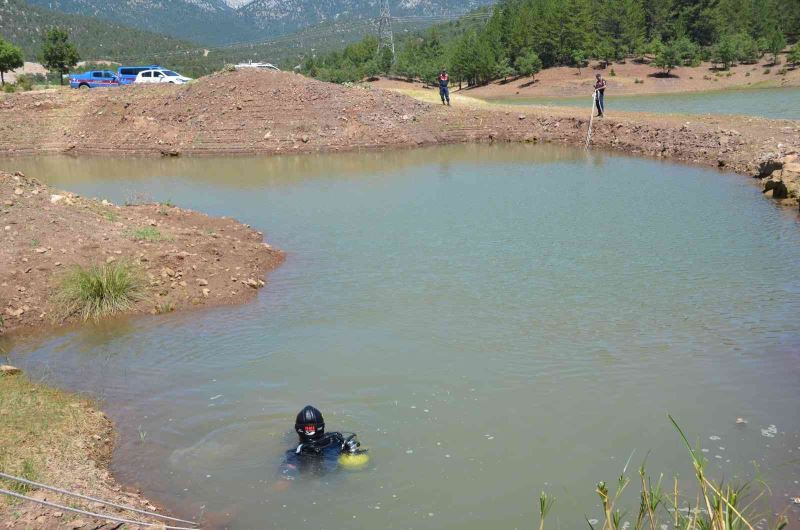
(337, 433, 370, 470)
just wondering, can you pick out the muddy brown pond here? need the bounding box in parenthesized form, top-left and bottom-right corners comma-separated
(2, 144, 799, 529)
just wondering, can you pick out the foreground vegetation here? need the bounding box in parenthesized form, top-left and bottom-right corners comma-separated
(301, 0, 800, 86)
(537, 416, 789, 530)
(0, 372, 105, 503)
(54, 262, 145, 322)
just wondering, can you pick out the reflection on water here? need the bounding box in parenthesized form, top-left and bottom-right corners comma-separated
(488, 87, 800, 119)
(3, 144, 800, 529)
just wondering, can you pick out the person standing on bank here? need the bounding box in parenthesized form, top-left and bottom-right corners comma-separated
(438, 69, 451, 106)
(594, 73, 607, 117)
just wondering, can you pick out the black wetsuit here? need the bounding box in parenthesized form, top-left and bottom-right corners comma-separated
(280, 432, 348, 479)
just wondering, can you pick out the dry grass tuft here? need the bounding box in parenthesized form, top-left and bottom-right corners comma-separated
(53, 262, 145, 322)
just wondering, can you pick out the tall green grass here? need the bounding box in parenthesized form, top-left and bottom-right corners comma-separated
(566, 416, 788, 530)
(53, 263, 144, 322)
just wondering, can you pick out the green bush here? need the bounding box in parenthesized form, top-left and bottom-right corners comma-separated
(15, 74, 33, 91)
(789, 44, 800, 67)
(54, 262, 144, 322)
(2, 83, 14, 93)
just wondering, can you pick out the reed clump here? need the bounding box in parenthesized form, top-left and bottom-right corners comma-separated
(53, 262, 144, 322)
(549, 415, 788, 530)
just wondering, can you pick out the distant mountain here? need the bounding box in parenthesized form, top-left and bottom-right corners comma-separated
(23, 0, 497, 45)
(23, 0, 264, 45)
(239, 0, 496, 34)
(0, 0, 200, 62)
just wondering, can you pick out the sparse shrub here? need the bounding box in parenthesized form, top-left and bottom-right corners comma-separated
(745, 71, 751, 76)
(726, 71, 733, 77)
(763, 68, 771, 74)
(54, 262, 144, 322)
(128, 227, 171, 242)
(778, 67, 788, 75)
(634, 78, 643, 84)
(222, 64, 236, 72)
(14, 74, 33, 91)
(2, 83, 14, 93)
(154, 301, 175, 314)
(609, 68, 616, 76)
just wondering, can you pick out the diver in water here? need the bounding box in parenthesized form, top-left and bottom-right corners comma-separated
(280, 405, 369, 480)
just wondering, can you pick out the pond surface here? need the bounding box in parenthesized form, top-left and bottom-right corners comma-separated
(488, 87, 800, 119)
(3, 145, 800, 529)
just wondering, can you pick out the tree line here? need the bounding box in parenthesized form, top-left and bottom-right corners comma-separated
(300, 0, 800, 86)
(0, 28, 81, 90)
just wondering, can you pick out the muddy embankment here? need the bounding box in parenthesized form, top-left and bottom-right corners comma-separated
(1, 69, 798, 209)
(0, 170, 284, 337)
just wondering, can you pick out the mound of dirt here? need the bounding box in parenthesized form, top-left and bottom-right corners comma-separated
(0, 69, 441, 155)
(0, 170, 283, 337)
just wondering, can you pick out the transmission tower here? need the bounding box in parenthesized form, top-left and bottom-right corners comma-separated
(377, 0, 395, 60)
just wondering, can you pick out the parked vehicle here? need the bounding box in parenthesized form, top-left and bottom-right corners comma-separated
(69, 70, 120, 89)
(134, 68, 192, 85)
(117, 65, 162, 85)
(234, 61, 279, 71)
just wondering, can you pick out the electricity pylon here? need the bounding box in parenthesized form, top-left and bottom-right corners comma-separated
(377, 0, 395, 60)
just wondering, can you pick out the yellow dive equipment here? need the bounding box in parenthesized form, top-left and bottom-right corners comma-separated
(338, 451, 370, 470)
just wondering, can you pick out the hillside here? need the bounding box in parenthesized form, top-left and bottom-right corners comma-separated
(23, 0, 263, 45)
(0, 0, 200, 65)
(23, 0, 497, 45)
(240, 0, 496, 34)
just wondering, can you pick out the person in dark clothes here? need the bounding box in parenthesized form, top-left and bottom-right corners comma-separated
(279, 405, 368, 482)
(438, 69, 451, 106)
(594, 73, 607, 117)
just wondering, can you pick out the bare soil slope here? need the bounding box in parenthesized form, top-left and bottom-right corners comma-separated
(459, 58, 800, 99)
(1, 170, 283, 337)
(0, 69, 798, 206)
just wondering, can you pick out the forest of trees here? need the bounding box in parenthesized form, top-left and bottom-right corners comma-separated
(301, 0, 800, 86)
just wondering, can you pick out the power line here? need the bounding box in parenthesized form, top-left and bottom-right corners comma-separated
(93, 10, 493, 64)
(377, 0, 396, 60)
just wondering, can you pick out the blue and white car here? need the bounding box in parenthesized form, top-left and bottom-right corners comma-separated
(69, 70, 120, 89)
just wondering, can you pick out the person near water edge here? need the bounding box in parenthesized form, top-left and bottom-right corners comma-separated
(279, 405, 369, 481)
(438, 69, 451, 106)
(594, 73, 607, 117)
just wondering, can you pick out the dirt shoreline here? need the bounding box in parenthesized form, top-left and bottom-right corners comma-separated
(0, 171, 284, 338)
(0, 69, 797, 210)
(0, 370, 182, 530)
(0, 169, 283, 528)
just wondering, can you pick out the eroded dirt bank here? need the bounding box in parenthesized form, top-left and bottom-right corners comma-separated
(1, 69, 798, 209)
(0, 170, 284, 337)
(0, 370, 171, 529)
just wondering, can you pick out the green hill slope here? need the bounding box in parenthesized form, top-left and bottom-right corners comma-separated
(0, 0, 200, 64)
